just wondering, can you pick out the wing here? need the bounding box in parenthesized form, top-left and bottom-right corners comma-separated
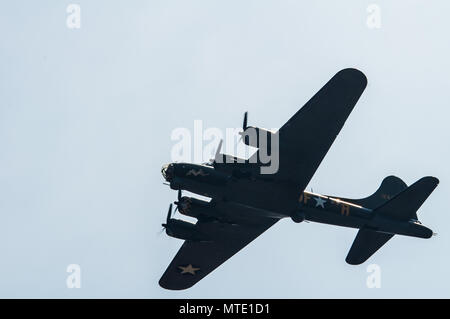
(275, 68, 367, 189)
(159, 208, 277, 290)
(211, 69, 367, 214)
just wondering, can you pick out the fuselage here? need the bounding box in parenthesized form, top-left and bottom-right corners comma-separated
(162, 163, 432, 239)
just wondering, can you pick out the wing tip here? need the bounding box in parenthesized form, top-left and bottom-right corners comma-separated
(335, 68, 368, 89)
(159, 277, 196, 291)
(345, 255, 365, 265)
(159, 280, 190, 291)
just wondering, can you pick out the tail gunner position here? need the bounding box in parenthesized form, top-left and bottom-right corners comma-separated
(159, 69, 439, 290)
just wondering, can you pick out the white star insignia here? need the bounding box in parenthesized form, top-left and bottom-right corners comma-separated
(178, 264, 200, 275)
(314, 196, 326, 208)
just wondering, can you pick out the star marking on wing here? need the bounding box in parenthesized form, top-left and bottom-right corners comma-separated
(314, 196, 326, 208)
(178, 264, 200, 275)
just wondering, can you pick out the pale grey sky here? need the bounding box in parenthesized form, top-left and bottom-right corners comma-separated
(0, 1, 449, 298)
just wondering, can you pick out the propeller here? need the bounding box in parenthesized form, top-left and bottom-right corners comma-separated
(239, 111, 249, 143)
(159, 203, 174, 235)
(243, 111, 248, 131)
(214, 139, 223, 162)
(209, 139, 223, 164)
(162, 203, 173, 228)
(173, 189, 182, 213)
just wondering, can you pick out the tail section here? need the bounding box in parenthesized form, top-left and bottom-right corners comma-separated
(338, 175, 407, 209)
(346, 176, 439, 265)
(374, 176, 439, 221)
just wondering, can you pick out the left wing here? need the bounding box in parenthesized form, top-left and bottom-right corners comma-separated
(275, 68, 367, 188)
(159, 212, 277, 290)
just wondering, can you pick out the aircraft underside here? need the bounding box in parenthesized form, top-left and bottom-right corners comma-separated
(158, 69, 438, 290)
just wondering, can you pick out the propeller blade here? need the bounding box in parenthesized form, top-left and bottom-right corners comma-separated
(214, 139, 223, 163)
(166, 203, 172, 224)
(238, 111, 249, 143)
(243, 111, 248, 130)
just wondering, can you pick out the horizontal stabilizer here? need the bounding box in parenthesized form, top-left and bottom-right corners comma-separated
(375, 176, 439, 221)
(346, 229, 394, 265)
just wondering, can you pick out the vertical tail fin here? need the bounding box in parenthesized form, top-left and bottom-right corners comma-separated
(337, 175, 407, 209)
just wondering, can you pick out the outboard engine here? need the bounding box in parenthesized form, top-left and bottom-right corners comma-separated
(239, 112, 277, 154)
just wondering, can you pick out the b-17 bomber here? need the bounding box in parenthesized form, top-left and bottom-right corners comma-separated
(159, 68, 439, 290)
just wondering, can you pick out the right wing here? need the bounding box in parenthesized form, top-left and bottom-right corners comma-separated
(216, 69, 367, 186)
(214, 69, 368, 213)
(274, 68, 367, 189)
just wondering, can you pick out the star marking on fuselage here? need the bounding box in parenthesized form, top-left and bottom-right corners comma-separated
(178, 264, 200, 275)
(314, 196, 326, 208)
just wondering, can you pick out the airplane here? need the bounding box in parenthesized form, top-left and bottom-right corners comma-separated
(159, 68, 439, 290)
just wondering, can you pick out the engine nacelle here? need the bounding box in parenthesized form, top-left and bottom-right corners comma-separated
(241, 127, 277, 152)
(165, 219, 210, 242)
(291, 210, 306, 223)
(176, 197, 212, 219)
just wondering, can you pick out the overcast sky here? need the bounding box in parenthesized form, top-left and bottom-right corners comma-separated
(1, 1, 449, 298)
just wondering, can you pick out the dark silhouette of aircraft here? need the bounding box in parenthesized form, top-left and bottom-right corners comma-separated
(159, 68, 439, 290)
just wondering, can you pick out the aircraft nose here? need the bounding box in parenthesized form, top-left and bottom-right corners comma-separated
(161, 164, 174, 182)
